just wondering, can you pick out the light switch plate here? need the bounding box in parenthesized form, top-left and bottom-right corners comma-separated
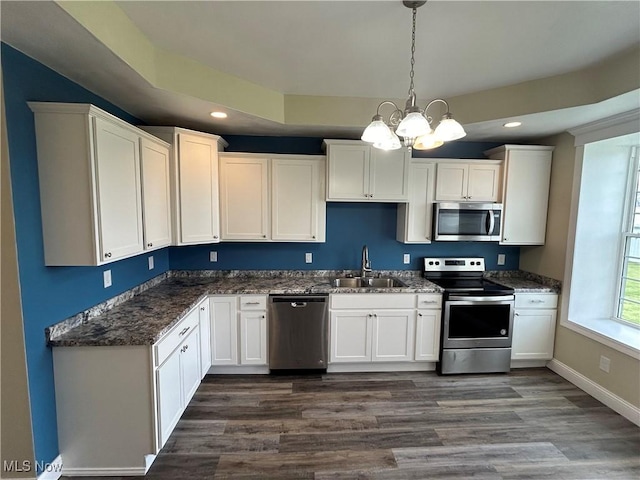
(103, 270, 112, 288)
(210, 251, 218, 262)
(305, 253, 313, 264)
(148, 256, 154, 270)
(403, 253, 411, 264)
(497, 254, 506, 265)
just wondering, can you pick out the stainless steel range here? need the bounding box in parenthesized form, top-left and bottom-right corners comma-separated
(423, 257, 515, 375)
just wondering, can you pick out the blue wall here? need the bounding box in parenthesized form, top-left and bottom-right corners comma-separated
(171, 136, 519, 271)
(2, 44, 171, 468)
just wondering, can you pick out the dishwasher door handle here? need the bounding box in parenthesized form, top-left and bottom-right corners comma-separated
(291, 302, 308, 308)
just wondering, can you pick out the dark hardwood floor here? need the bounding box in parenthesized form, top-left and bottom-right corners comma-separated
(65, 368, 640, 479)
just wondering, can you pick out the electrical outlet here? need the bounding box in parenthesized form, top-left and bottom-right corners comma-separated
(210, 251, 218, 262)
(103, 270, 112, 288)
(148, 256, 154, 270)
(403, 253, 411, 264)
(599, 355, 610, 373)
(305, 253, 313, 264)
(497, 254, 506, 265)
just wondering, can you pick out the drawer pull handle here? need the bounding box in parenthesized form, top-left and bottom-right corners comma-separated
(530, 299, 545, 303)
(421, 300, 438, 304)
(179, 327, 190, 336)
(244, 302, 261, 305)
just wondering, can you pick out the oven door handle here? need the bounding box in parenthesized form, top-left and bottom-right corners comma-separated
(448, 295, 514, 302)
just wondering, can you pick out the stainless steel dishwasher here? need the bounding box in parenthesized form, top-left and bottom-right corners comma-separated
(268, 295, 328, 371)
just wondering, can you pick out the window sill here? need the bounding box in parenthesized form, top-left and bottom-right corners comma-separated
(562, 317, 640, 359)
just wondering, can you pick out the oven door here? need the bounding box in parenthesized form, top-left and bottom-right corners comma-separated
(443, 295, 514, 349)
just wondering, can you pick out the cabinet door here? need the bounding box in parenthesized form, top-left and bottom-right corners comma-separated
(239, 311, 268, 365)
(467, 164, 502, 202)
(220, 157, 269, 240)
(372, 310, 415, 362)
(511, 309, 557, 360)
(180, 328, 201, 406)
(93, 117, 144, 262)
(501, 150, 552, 245)
(140, 138, 172, 250)
(435, 163, 468, 201)
(330, 311, 372, 363)
(210, 297, 238, 365)
(415, 310, 441, 361)
(397, 162, 436, 243)
(177, 133, 220, 244)
(369, 148, 410, 201)
(271, 158, 325, 242)
(156, 349, 182, 448)
(198, 299, 211, 378)
(327, 145, 370, 201)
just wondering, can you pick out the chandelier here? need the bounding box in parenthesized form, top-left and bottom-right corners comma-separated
(361, 1, 466, 151)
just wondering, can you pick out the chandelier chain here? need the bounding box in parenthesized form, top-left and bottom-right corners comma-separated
(408, 6, 417, 96)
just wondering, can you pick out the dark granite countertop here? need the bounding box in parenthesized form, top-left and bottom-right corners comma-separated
(47, 269, 559, 348)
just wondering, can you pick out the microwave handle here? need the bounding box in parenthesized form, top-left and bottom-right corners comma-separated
(486, 209, 495, 235)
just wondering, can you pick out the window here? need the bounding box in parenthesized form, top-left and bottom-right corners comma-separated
(617, 153, 640, 326)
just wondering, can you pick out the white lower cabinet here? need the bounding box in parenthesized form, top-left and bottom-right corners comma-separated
(156, 344, 182, 447)
(211, 295, 268, 367)
(329, 294, 438, 366)
(511, 293, 558, 360)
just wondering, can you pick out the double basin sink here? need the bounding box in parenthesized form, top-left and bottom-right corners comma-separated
(330, 276, 407, 288)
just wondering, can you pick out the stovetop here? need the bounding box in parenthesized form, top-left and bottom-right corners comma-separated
(423, 257, 514, 296)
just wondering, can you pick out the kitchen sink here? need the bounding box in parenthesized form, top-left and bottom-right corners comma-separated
(330, 277, 407, 288)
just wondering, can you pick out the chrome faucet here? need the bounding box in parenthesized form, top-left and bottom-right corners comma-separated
(361, 245, 372, 278)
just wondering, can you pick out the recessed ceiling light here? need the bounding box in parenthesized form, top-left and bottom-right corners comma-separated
(210, 111, 227, 119)
(503, 121, 522, 128)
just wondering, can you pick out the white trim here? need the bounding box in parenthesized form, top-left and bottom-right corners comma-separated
(60, 466, 148, 477)
(510, 360, 548, 368)
(36, 455, 63, 480)
(327, 362, 435, 373)
(547, 359, 640, 426)
(569, 109, 640, 146)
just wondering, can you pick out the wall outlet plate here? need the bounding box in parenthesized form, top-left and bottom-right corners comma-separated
(305, 253, 313, 264)
(497, 254, 506, 265)
(148, 256, 154, 270)
(403, 253, 410, 264)
(210, 251, 218, 262)
(103, 270, 112, 288)
(599, 355, 611, 373)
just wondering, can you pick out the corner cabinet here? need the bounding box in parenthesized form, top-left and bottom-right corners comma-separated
(397, 161, 436, 243)
(140, 127, 228, 246)
(323, 140, 410, 202)
(219, 153, 326, 242)
(485, 145, 554, 245)
(29, 102, 172, 265)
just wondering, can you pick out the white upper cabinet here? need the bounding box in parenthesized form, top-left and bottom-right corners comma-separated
(140, 137, 172, 251)
(397, 161, 436, 243)
(485, 145, 554, 245)
(139, 127, 227, 246)
(271, 157, 326, 242)
(29, 102, 169, 266)
(435, 161, 502, 202)
(219, 153, 326, 242)
(324, 140, 410, 202)
(219, 156, 270, 240)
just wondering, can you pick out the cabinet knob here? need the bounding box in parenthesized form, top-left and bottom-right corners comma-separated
(312, 235, 316, 239)
(213, 235, 219, 239)
(418, 313, 423, 317)
(262, 235, 267, 238)
(515, 312, 520, 316)
(200, 306, 205, 311)
(104, 252, 112, 258)
(147, 243, 153, 247)
(504, 238, 508, 241)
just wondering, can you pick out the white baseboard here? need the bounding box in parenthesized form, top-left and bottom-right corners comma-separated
(60, 466, 148, 477)
(511, 360, 548, 368)
(547, 358, 640, 426)
(327, 362, 435, 373)
(36, 455, 63, 480)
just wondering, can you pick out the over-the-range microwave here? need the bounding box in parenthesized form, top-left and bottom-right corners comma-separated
(433, 202, 502, 241)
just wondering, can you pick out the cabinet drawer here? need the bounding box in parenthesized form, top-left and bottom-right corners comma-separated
(515, 293, 558, 309)
(416, 294, 442, 309)
(239, 295, 267, 310)
(155, 308, 200, 366)
(331, 294, 415, 310)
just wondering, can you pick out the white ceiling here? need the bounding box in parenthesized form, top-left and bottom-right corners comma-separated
(2, 0, 640, 142)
